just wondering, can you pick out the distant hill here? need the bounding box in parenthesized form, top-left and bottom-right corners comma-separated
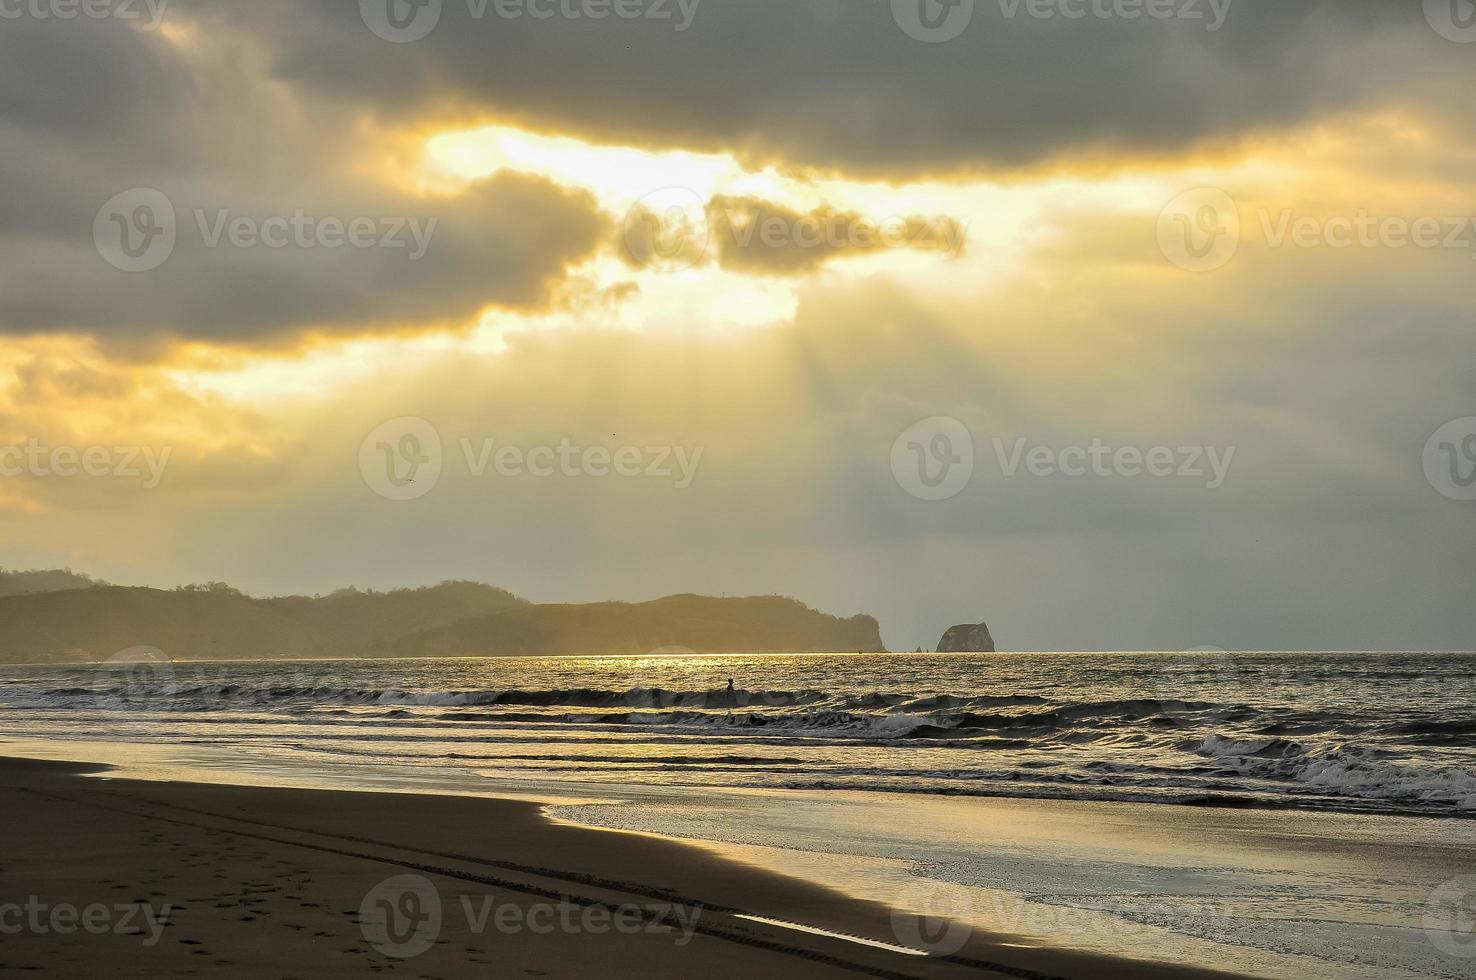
(394, 594, 886, 657)
(259, 582, 526, 655)
(0, 568, 107, 597)
(0, 581, 527, 664)
(0, 579, 885, 663)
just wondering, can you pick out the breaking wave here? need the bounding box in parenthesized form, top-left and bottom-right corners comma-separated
(5, 651, 1475, 818)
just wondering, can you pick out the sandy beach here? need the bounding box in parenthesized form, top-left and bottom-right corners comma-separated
(0, 756, 1260, 979)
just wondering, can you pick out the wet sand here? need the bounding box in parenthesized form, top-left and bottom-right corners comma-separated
(0, 757, 1254, 979)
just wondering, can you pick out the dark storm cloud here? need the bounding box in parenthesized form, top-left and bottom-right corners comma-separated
(0, 1, 1464, 346)
(0, 16, 607, 344)
(181, 0, 1450, 176)
(704, 196, 967, 274)
(0, 173, 607, 342)
(618, 193, 968, 274)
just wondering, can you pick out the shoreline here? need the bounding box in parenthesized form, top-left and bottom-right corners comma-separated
(0, 754, 1253, 979)
(3, 722, 1463, 825)
(4, 735, 1472, 978)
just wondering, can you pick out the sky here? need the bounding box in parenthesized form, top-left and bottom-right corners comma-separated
(1, 0, 1474, 652)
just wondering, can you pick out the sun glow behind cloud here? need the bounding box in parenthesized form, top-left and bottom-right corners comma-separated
(428, 125, 797, 209)
(421, 122, 1095, 339)
(162, 105, 1423, 409)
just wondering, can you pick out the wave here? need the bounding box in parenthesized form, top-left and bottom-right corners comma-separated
(10, 661, 1474, 818)
(37, 682, 1053, 714)
(26, 683, 1273, 744)
(1193, 734, 1476, 811)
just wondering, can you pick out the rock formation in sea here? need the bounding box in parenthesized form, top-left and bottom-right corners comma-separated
(936, 621, 995, 653)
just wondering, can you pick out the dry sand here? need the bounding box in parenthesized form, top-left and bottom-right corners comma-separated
(0, 757, 1251, 979)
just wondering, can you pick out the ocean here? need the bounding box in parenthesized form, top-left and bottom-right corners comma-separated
(0, 650, 1472, 817)
(3, 650, 1476, 979)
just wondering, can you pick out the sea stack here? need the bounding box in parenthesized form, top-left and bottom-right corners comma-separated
(936, 621, 995, 653)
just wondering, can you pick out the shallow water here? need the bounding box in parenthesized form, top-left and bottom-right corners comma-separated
(548, 787, 1476, 980)
(3, 734, 1472, 980)
(1, 651, 1473, 817)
